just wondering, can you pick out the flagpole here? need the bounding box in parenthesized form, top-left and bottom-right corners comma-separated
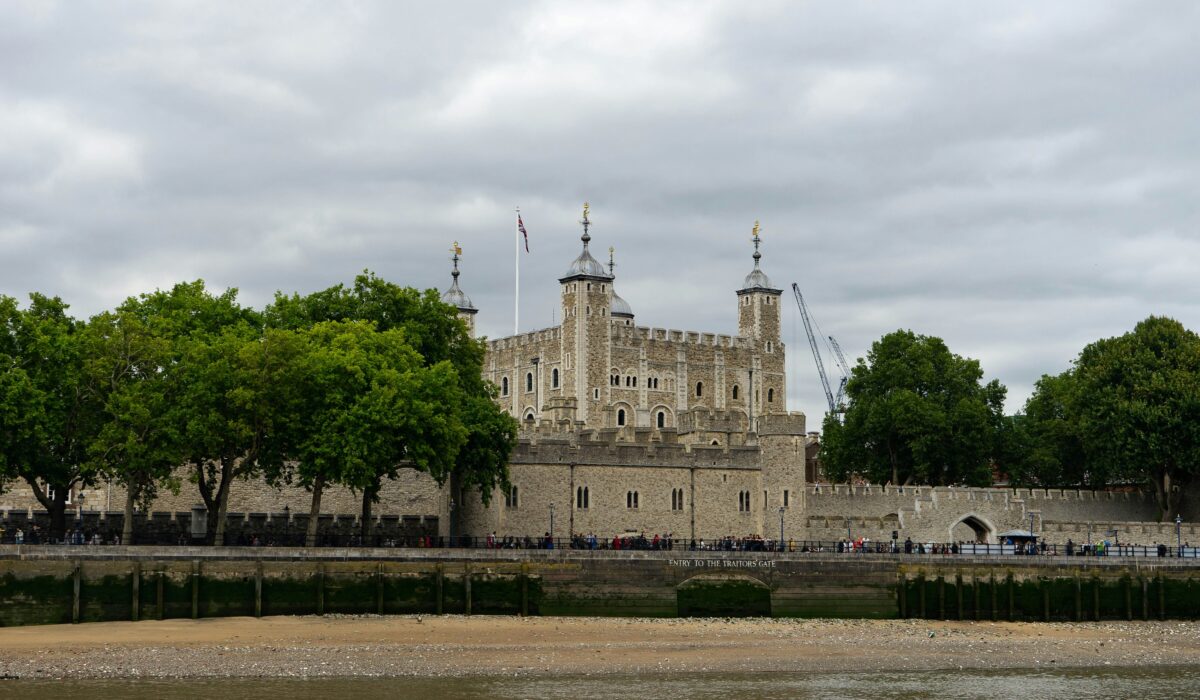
(514, 206, 520, 336)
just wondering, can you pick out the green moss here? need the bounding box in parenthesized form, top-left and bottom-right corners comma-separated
(198, 574, 256, 618)
(0, 573, 73, 626)
(80, 574, 133, 623)
(262, 575, 320, 617)
(677, 580, 771, 617)
(383, 573, 438, 614)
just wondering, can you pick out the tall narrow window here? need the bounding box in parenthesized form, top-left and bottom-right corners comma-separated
(627, 491, 639, 509)
(526, 372, 534, 392)
(506, 485, 519, 509)
(656, 411, 665, 429)
(768, 388, 775, 403)
(783, 489, 790, 507)
(552, 368, 559, 388)
(576, 486, 589, 509)
(696, 381, 703, 397)
(617, 409, 626, 426)
(732, 385, 739, 400)
(501, 377, 509, 396)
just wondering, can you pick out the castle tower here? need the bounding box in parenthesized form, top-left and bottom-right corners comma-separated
(736, 222, 785, 419)
(441, 241, 478, 336)
(558, 203, 613, 425)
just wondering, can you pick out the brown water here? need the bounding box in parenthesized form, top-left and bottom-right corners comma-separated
(5, 668, 1198, 699)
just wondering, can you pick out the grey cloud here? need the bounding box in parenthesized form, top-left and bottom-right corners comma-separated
(1, 1, 1198, 421)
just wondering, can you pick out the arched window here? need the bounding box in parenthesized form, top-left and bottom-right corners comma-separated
(552, 368, 559, 388)
(732, 385, 739, 400)
(671, 488, 685, 511)
(768, 388, 775, 403)
(501, 377, 509, 396)
(656, 411, 665, 429)
(626, 491, 639, 509)
(696, 381, 703, 397)
(506, 485, 519, 508)
(617, 408, 626, 426)
(576, 486, 589, 509)
(526, 372, 533, 392)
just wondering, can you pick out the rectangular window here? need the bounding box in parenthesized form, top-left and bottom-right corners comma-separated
(783, 489, 790, 507)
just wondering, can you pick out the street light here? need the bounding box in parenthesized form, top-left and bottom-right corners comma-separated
(449, 499, 456, 548)
(549, 502, 555, 548)
(778, 506, 785, 551)
(1177, 514, 1183, 558)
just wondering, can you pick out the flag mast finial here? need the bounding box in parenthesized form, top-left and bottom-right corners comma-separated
(581, 202, 591, 245)
(608, 245, 615, 276)
(751, 220, 762, 266)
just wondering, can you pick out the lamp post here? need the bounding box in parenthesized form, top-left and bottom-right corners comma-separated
(778, 506, 785, 551)
(845, 517, 851, 542)
(549, 502, 555, 546)
(1177, 514, 1183, 558)
(449, 499, 456, 548)
(283, 505, 290, 545)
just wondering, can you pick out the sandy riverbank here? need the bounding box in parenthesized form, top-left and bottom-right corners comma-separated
(0, 615, 1197, 679)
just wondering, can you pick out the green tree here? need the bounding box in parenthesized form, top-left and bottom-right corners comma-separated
(139, 281, 265, 545)
(1072, 316, 1200, 521)
(821, 329, 1006, 487)
(1003, 372, 1091, 488)
(267, 272, 516, 536)
(280, 321, 471, 546)
(0, 294, 99, 540)
(83, 306, 184, 543)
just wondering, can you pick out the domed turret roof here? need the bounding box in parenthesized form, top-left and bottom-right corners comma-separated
(738, 220, 781, 293)
(441, 280, 474, 311)
(441, 246, 477, 313)
(559, 202, 614, 282)
(562, 246, 611, 279)
(610, 289, 634, 317)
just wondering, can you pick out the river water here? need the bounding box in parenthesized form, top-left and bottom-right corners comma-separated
(6, 667, 1199, 699)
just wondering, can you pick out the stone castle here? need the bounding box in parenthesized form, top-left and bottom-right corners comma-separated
(2, 206, 1193, 546)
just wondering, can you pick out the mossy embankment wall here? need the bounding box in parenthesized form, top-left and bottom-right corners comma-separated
(1, 546, 1198, 626)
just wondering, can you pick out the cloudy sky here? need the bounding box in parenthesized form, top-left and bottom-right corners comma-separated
(2, 1, 1198, 421)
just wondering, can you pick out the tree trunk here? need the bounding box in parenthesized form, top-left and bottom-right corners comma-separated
(212, 458, 234, 546)
(196, 461, 218, 544)
(1155, 470, 1174, 523)
(305, 473, 325, 548)
(360, 482, 377, 542)
(24, 476, 71, 541)
(122, 485, 136, 545)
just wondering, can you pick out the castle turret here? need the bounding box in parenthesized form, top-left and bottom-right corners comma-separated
(441, 242, 478, 336)
(736, 222, 785, 418)
(558, 202, 613, 425)
(607, 246, 635, 326)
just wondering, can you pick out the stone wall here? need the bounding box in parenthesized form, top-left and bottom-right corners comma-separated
(3, 547, 1200, 627)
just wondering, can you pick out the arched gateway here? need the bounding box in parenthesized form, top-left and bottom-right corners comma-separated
(950, 514, 995, 544)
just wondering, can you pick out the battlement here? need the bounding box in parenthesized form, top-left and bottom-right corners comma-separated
(756, 411, 807, 436)
(487, 326, 561, 351)
(613, 325, 753, 349)
(511, 431, 761, 470)
(678, 407, 756, 434)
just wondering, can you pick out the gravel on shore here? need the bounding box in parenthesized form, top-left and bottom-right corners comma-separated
(1, 615, 1198, 680)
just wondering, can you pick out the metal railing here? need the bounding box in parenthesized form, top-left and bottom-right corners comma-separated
(1, 530, 1197, 558)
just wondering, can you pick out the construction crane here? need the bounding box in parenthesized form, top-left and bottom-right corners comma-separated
(828, 335, 851, 410)
(792, 282, 849, 420)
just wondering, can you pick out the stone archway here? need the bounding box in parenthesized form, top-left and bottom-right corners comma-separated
(950, 514, 995, 544)
(676, 573, 771, 617)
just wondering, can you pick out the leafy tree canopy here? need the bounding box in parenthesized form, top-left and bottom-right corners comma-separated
(1072, 316, 1200, 520)
(821, 329, 1006, 487)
